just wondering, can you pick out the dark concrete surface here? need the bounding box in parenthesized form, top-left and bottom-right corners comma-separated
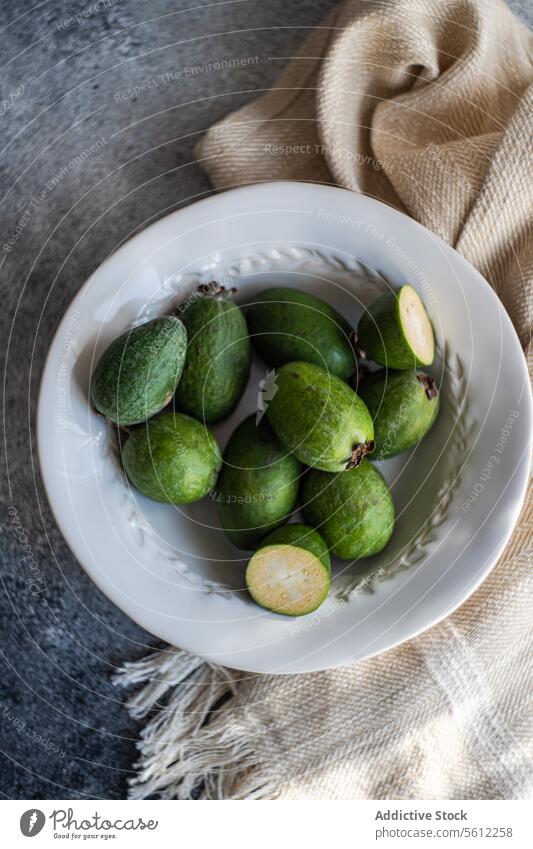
(0, 0, 530, 800)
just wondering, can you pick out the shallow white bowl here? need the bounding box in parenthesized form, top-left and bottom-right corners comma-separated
(38, 182, 532, 673)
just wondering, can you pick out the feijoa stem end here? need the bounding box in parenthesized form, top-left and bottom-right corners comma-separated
(345, 440, 375, 470)
(198, 282, 237, 299)
(417, 373, 438, 400)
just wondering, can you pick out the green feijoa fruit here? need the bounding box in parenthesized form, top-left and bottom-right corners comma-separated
(91, 316, 187, 426)
(122, 412, 221, 504)
(302, 460, 394, 560)
(247, 287, 356, 379)
(175, 287, 251, 423)
(357, 285, 435, 369)
(259, 523, 331, 574)
(216, 415, 301, 550)
(246, 544, 330, 616)
(265, 361, 375, 472)
(359, 370, 440, 459)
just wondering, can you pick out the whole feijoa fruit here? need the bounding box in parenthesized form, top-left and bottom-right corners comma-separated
(302, 460, 394, 560)
(357, 285, 434, 369)
(216, 415, 301, 550)
(359, 369, 440, 459)
(175, 286, 251, 423)
(265, 361, 374, 472)
(258, 523, 331, 574)
(122, 412, 221, 504)
(247, 287, 355, 379)
(91, 316, 187, 426)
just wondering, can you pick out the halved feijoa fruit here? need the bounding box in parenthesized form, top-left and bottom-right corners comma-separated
(357, 285, 434, 369)
(246, 544, 330, 616)
(258, 523, 331, 574)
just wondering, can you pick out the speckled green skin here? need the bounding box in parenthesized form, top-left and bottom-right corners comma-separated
(247, 287, 356, 379)
(265, 361, 374, 472)
(357, 286, 433, 369)
(259, 523, 331, 574)
(91, 317, 187, 425)
(122, 412, 222, 504)
(175, 295, 251, 423)
(216, 415, 301, 550)
(302, 460, 395, 560)
(359, 370, 440, 459)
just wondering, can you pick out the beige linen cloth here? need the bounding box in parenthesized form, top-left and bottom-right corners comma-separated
(116, 0, 533, 799)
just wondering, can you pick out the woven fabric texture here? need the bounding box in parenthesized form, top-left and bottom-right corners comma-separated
(121, 0, 532, 800)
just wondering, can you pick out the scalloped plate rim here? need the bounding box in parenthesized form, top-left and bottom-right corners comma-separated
(37, 182, 532, 674)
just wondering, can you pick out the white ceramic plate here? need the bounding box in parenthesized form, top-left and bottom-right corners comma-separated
(38, 182, 531, 673)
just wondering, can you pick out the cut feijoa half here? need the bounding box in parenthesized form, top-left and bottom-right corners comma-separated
(246, 544, 330, 616)
(357, 285, 435, 369)
(258, 523, 331, 574)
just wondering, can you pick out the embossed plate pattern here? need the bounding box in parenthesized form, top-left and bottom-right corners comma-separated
(38, 183, 532, 673)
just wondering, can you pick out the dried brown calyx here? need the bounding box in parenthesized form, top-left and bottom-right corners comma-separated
(416, 373, 439, 400)
(198, 282, 237, 298)
(345, 440, 375, 470)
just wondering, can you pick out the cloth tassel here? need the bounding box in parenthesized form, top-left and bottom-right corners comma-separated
(113, 648, 275, 800)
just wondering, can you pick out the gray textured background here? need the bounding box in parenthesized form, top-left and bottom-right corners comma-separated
(0, 0, 530, 800)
